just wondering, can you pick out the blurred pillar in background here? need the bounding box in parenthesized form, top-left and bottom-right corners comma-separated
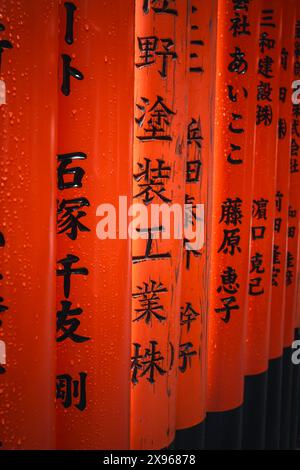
(281, 4, 300, 451)
(266, 0, 295, 450)
(287, 3, 300, 451)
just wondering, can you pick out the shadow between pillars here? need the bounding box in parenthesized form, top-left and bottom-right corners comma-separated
(205, 406, 243, 450)
(175, 421, 205, 450)
(242, 370, 268, 450)
(266, 356, 283, 449)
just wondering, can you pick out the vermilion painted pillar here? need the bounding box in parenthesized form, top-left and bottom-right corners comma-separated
(175, 0, 216, 450)
(0, 0, 57, 449)
(243, 0, 282, 450)
(131, 0, 189, 450)
(286, 5, 300, 450)
(206, 0, 260, 450)
(56, 0, 133, 449)
(281, 6, 300, 450)
(265, 0, 295, 450)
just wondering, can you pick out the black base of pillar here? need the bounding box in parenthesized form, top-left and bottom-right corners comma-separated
(265, 356, 283, 449)
(205, 406, 243, 450)
(175, 421, 205, 450)
(242, 370, 268, 449)
(298, 374, 300, 447)
(280, 346, 293, 449)
(166, 441, 175, 450)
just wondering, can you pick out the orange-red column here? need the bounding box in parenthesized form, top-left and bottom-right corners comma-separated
(131, 0, 189, 450)
(269, 1, 294, 372)
(0, 0, 57, 449)
(282, 5, 300, 450)
(175, 0, 216, 449)
(206, 0, 260, 450)
(56, 0, 133, 449)
(243, 0, 282, 450)
(246, 0, 282, 379)
(265, 0, 295, 450)
(284, 9, 300, 354)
